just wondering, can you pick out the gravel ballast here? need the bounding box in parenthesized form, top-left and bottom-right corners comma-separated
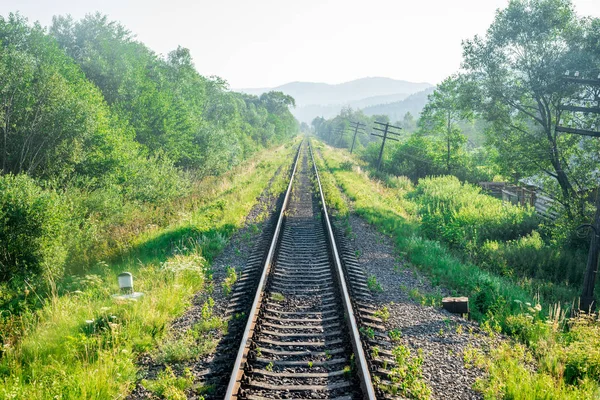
(345, 214, 497, 399)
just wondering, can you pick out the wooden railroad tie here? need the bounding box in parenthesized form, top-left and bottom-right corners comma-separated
(442, 297, 469, 315)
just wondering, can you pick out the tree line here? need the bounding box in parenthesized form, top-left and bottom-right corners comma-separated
(0, 13, 297, 296)
(315, 0, 600, 217)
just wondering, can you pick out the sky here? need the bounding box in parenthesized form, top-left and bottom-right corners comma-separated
(2, 0, 600, 89)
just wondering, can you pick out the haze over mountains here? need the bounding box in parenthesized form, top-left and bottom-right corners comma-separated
(237, 77, 434, 123)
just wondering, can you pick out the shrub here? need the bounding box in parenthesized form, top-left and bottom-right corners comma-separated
(478, 233, 586, 285)
(0, 174, 69, 285)
(413, 176, 538, 250)
(564, 318, 600, 384)
(121, 153, 189, 205)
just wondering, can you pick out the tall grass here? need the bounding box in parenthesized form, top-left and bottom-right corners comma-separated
(315, 141, 600, 399)
(0, 140, 299, 399)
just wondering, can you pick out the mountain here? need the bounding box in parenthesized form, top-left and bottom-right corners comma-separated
(237, 77, 433, 123)
(362, 87, 436, 121)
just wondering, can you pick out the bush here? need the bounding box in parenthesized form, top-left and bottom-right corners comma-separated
(121, 154, 189, 205)
(413, 176, 538, 250)
(478, 233, 586, 285)
(0, 174, 69, 285)
(564, 318, 600, 384)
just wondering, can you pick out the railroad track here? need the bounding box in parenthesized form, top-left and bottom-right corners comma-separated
(221, 141, 374, 399)
(213, 140, 409, 399)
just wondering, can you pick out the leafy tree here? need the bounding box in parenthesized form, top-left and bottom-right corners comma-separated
(49, 14, 297, 174)
(418, 76, 470, 173)
(0, 13, 137, 182)
(401, 112, 417, 133)
(461, 0, 600, 211)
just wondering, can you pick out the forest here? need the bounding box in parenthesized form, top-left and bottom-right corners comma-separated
(0, 12, 297, 298)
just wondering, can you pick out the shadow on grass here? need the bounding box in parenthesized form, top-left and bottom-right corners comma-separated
(115, 223, 239, 267)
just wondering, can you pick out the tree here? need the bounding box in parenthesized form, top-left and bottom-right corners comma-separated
(49, 14, 298, 174)
(461, 0, 599, 211)
(0, 13, 137, 181)
(401, 112, 417, 133)
(418, 76, 469, 173)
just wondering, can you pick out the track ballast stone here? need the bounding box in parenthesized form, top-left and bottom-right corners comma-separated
(344, 213, 498, 399)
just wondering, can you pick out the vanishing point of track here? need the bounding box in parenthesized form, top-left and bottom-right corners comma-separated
(224, 140, 377, 399)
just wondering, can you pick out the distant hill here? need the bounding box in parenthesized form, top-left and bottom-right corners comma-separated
(237, 77, 433, 123)
(362, 87, 436, 121)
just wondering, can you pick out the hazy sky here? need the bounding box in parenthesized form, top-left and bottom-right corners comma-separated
(2, 0, 599, 88)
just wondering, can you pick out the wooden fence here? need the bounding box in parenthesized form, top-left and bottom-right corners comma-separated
(479, 182, 559, 219)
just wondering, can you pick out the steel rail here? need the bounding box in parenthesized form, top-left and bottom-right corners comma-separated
(224, 141, 302, 399)
(308, 139, 377, 399)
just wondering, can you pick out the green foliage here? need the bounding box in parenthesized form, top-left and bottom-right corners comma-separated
(418, 75, 470, 174)
(0, 143, 296, 399)
(0, 12, 297, 295)
(271, 292, 285, 302)
(222, 266, 238, 296)
(478, 233, 586, 285)
(50, 14, 297, 174)
(142, 366, 194, 400)
(317, 142, 599, 398)
(367, 275, 383, 292)
(0, 174, 69, 285)
(374, 306, 390, 322)
(380, 345, 431, 399)
(563, 317, 600, 384)
(413, 176, 538, 250)
(0, 13, 140, 182)
(461, 0, 600, 206)
(388, 329, 402, 342)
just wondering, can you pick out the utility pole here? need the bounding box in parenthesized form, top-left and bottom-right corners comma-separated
(371, 121, 402, 171)
(349, 121, 366, 154)
(557, 70, 600, 312)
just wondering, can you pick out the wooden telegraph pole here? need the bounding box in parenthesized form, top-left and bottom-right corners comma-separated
(557, 70, 600, 312)
(349, 121, 366, 154)
(371, 122, 402, 171)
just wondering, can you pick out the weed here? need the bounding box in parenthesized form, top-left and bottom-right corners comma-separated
(271, 292, 285, 302)
(143, 366, 194, 400)
(381, 345, 431, 399)
(368, 347, 379, 360)
(374, 306, 390, 323)
(343, 365, 352, 377)
(222, 266, 237, 296)
(367, 275, 383, 292)
(360, 326, 375, 340)
(389, 329, 402, 342)
(265, 362, 274, 372)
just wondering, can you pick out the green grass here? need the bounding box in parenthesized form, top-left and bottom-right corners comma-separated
(142, 366, 194, 400)
(0, 140, 299, 399)
(222, 266, 238, 296)
(314, 140, 600, 399)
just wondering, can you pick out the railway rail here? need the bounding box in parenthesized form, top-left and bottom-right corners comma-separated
(218, 140, 404, 399)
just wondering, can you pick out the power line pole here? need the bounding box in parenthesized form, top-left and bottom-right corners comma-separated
(557, 70, 600, 312)
(371, 121, 402, 171)
(349, 121, 366, 154)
